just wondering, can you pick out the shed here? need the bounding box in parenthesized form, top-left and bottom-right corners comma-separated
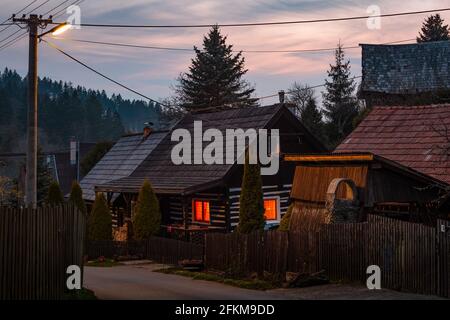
(285, 153, 448, 227)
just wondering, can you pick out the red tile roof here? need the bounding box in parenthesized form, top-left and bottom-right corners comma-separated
(335, 105, 450, 184)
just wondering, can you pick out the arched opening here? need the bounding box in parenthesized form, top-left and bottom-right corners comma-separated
(325, 178, 359, 223)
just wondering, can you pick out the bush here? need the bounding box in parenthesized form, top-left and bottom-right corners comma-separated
(69, 181, 87, 216)
(88, 193, 112, 241)
(278, 203, 293, 232)
(46, 181, 64, 205)
(133, 180, 161, 240)
(237, 153, 265, 234)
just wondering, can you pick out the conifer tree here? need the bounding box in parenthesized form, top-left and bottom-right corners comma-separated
(238, 153, 265, 234)
(46, 181, 64, 205)
(37, 147, 53, 205)
(417, 14, 449, 42)
(133, 180, 161, 240)
(88, 193, 112, 241)
(176, 25, 257, 111)
(69, 181, 87, 216)
(300, 97, 326, 143)
(322, 44, 359, 147)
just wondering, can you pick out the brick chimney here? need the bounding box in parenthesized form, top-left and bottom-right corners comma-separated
(142, 122, 154, 139)
(278, 90, 285, 104)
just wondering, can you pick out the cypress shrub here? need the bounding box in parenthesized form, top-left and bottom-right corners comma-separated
(133, 180, 161, 240)
(278, 203, 293, 232)
(237, 153, 265, 234)
(46, 181, 64, 206)
(88, 193, 112, 241)
(69, 181, 87, 216)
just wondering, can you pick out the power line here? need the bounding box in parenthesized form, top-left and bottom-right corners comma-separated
(0, 0, 53, 45)
(0, 0, 82, 52)
(42, 0, 70, 16)
(0, 0, 39, 34)
(256, 75, 362, 100)
(42, 39, 168, 106)
(49, 7, 450, 28)
(50, 36, 418, 54)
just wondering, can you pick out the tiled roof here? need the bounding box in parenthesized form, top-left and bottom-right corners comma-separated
(79, 131, 167, 200)
(361, 41, 450, 94)
(335, 105, 450, 184)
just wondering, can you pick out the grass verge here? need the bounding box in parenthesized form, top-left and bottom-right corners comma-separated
(155, 268, 278, 290)
(64, 288, 97, 300)
(86, 258, 120, 267)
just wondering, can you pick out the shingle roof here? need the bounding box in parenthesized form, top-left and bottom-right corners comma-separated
(96, 104, 295, 194)
(361, 41, 450, 94)
(80, 131, 167, 200)
(335, 105, 450, 184)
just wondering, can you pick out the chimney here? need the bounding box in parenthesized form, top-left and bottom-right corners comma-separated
(142, 122, 154, 139)
(278, 90, 285, 104)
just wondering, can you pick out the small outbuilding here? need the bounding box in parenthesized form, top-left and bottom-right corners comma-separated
(285, 153, 449, 229)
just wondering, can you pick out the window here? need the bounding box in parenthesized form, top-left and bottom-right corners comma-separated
(192, 200, 210, 223)
(264, 199, 278, 221)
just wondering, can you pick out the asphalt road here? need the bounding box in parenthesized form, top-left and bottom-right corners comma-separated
(84, 264, 285, 300)
(84, 264, 443, 300)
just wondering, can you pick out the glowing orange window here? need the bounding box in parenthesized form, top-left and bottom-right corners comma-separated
(193, 200, 210, 223)
(264, 199, 277, 220)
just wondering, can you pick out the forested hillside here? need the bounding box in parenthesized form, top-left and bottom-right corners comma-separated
(0, 68, 165, 152)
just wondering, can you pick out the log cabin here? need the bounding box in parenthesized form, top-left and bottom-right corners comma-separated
(80, 104, 326, 239)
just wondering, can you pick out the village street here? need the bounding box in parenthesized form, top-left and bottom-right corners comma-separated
(84, 264, 443, 300)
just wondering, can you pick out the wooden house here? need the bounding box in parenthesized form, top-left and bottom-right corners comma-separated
(80, 104, 326, 237)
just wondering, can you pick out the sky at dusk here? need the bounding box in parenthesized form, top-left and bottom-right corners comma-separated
(1, 0, 450, 106)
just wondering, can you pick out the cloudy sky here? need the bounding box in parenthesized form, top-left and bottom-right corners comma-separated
(1, 0, 449, 105)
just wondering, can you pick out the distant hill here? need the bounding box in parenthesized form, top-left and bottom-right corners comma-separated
(0, 68, 167, 152)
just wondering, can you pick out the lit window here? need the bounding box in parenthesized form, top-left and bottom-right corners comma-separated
(264, 199, 278, 220)
(192, 200, 210, 223)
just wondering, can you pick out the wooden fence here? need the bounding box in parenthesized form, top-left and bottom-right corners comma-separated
(88, 236, 204, 265)
(0, 205, 86, 300)
(205, 215, 450, 298)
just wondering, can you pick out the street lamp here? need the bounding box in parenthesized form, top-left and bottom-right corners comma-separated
(11, 14, 71, 208)
(38, 22, 71, 38)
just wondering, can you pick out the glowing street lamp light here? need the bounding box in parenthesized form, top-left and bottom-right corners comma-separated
(38, 22, 71, 38)
(51, 23, 71, 36)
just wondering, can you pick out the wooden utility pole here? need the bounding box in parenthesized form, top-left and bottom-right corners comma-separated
(12, 14, 52, 208)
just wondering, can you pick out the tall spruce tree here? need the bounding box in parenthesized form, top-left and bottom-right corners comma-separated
(322, 44, 359, 147)
(237, 153, 265, 234)
(300, 96, 326, 144)
(417, 14, 449, 42)
(176, 25, 257, 112)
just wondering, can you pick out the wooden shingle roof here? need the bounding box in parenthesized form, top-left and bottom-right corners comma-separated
(361, 41, 450, 94)
(335, 105, 450, 184)
(80, 131, 167, 200)
(96, 104, 324, 195)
